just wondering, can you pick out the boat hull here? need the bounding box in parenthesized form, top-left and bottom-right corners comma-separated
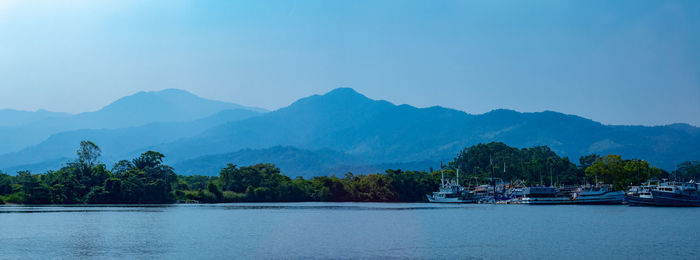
(624, 195, 656, 206)
(520, 197, 574, 205)
(575, 191, 625, 205)
(426, 195, 477, 203)
(649, 191, 700, 207)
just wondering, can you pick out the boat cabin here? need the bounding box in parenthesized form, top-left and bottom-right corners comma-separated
(523, 187, 558, 198)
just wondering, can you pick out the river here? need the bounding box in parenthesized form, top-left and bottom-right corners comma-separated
(1, 203, 699, 259)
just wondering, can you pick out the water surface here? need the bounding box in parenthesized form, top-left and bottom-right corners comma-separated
(1, 203, 699, 259)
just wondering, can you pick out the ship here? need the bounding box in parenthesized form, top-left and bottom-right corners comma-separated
(573, 185, 625, 204)
(649, 181, 700, 206)
(426, 169, 478, 203)
(625, 180, 700, 206)
(519, 186, 573, 205)
(624, 182, 657, 206)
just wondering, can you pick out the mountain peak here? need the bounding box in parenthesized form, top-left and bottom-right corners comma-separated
(319, 88, 374, 104)
(127, 88, 197, 100)
(77, 88, 264, 129)
(151, 88, 196, 97)
(324, 87, 364, 97)
(284, 88, 375, 111)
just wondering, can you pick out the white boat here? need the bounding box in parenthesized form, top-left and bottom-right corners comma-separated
(426, 169, 477, 203)
(625, 182, 656, 205)
(573, 185, 624, 204)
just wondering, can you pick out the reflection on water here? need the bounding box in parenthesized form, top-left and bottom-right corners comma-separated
(1, 203, 699, 259)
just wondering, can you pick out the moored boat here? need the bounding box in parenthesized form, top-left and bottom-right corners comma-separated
(625, 181, 700, 206)
(519, 186, 573, 205)
(426, 169, 477, 203)
(648, 181, 700, 207)
(624, 184, 656, 206)
(573, 185, 624, 204)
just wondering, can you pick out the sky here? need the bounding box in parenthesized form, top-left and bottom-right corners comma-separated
(0, 0, 698, 126)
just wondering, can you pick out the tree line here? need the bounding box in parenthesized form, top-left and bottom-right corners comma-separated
(0, 141, 698, 204)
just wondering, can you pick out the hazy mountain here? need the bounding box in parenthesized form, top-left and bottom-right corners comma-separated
(2, 157, 71, 175)
(0, 89, 265, 154)
(2, 87, 697, 175)
(0, 109, 70, 127)
(151, 88, 699, 170)
(173, 146, 436, 178)
(0, 109, 261, 173)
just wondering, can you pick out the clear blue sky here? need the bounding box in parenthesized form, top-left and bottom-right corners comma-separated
(0, 0, 698, 126)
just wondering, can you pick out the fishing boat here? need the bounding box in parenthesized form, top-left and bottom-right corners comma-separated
(573, 185, 624, 204)
(506, 179, 527, 200)
(519, 186, 573, 205)
(625, 180, 700, 206)
(426, 169, 477, 203)
(648, 181, 700, 206)
(624, 183, 656, 206)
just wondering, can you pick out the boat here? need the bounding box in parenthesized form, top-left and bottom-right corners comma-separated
(506, 179, 527, 200)
(648, 181, 700, 206)
(573, 185, 624, 204)
(426, 169, 477, 203)
(519, 186, 573, 205)
(625, 180, 700, 206)
(624, 183, 656, 206)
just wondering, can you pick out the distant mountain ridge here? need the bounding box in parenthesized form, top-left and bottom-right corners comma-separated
(0, 89, 266, 153)
(0, 109, 261, 172)
(0, 87, 698, 176)
(0, 109, 70, 127)
(151, 88, 699, 170)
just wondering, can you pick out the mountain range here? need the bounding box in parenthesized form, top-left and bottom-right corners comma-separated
(1, 88, 698, 176)
(0, 89, 265, 154)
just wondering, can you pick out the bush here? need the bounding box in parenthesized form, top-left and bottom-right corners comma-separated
(1, 193, 24, 204)
(199, 190, 218, 203)
(221, 191, 245, 202)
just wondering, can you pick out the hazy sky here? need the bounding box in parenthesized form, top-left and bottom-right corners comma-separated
(0, 0, 698, 126)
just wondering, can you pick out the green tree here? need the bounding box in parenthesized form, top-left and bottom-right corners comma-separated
(585, 155, 660, 190)
(674, 161, 700, 181)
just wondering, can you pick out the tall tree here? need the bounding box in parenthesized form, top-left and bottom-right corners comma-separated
(77, 140, 101, 168)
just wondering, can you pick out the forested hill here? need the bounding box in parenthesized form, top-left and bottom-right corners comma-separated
(0, 109, 261, 173)
(2, 141, 698, 205)
(151, 88, 699, 170)
(1, 88, 697, 175)
(173, 146, 436, 178)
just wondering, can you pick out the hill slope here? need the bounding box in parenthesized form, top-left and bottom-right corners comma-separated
(173, 146, 436, 178)
(0, 109, 261, 173)
(2, 88, 697, 174)
(0, 89, 265, 154)
(151, 88, 699, 170)
(0, 109, 70, 127)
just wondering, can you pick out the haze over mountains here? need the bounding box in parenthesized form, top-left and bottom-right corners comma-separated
(0, 89, 266, 154)
(1, 88, 698, 176)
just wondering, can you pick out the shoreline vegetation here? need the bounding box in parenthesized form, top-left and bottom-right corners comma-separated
(0, 141, 698, 205)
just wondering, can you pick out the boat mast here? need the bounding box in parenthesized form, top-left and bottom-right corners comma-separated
(550, 167, 553, 187)
(490, 154, 494, 199)
(490, 154, 494, 181)
(441, 168, 445, 187)
(456, 168, 460, 186)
